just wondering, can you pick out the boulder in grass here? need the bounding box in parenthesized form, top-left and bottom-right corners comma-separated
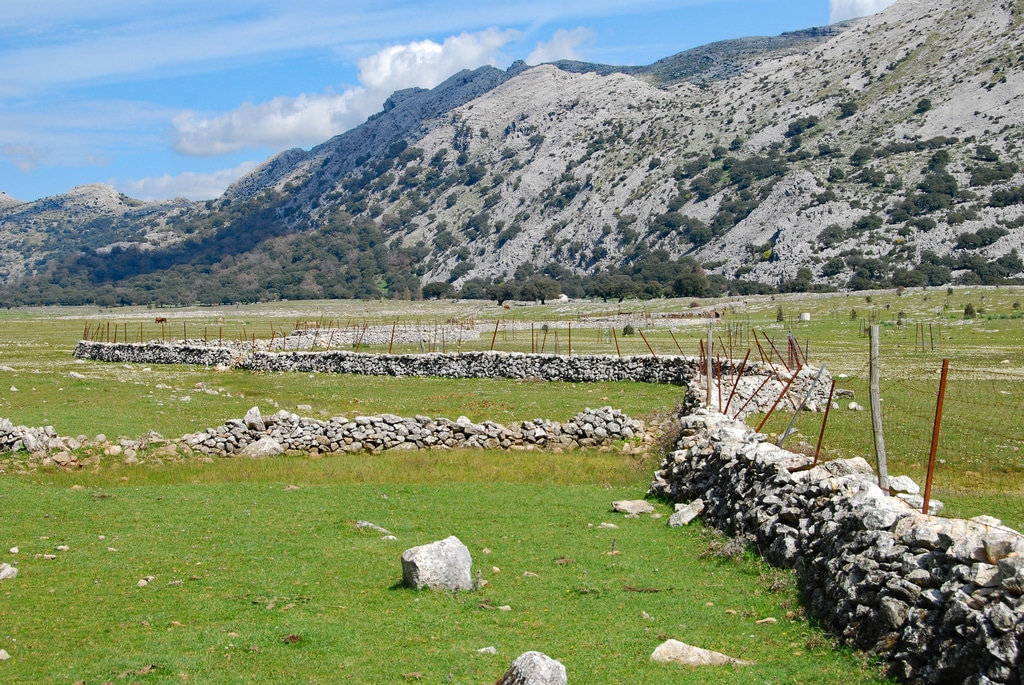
(0, 563, 17, 581)
(401, 536, 473, 591)
(239, 437, 283, 458)
(650, 639, 750, 666)
(495, 651, 567, 685)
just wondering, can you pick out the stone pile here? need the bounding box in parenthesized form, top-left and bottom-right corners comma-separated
(0, 416, 178, 471)
(0, 418, 59, 455)
(649, 409, 1024, 684)
(181, 405, 646, 457)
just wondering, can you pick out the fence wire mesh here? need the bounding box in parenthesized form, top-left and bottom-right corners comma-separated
(755, 340, 1024, 501)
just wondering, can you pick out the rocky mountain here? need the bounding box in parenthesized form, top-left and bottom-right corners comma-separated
(2, 0, 1023, 306)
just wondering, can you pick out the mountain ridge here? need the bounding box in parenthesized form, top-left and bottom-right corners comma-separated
(2, 0, 1023, 306)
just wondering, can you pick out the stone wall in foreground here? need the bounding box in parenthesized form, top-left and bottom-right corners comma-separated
(181, 405, 647, 457)
(650, 410, 1024, 685)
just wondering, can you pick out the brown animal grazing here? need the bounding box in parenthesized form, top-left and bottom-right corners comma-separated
(155, 317, 168, 324)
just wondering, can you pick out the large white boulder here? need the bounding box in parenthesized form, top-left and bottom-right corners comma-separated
(401, 536, 473, 591)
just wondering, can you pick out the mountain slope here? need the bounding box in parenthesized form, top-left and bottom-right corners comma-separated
(2, 0, 1023, 305)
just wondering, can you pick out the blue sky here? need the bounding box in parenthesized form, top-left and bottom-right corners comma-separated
(0, 0, 895, 203)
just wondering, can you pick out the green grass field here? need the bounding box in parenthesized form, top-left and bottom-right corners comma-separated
(1, 287, 1022, 682)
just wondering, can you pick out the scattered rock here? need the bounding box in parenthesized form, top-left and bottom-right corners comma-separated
(612, 500, 654, 516)
(478, 646, 497, 654)
(355, 520, 391, 535)
(401, 536, 473, 591)
(650, 639, 750, 667)
(68, 372, 86, 379)
(0, 649, 9, 660)
(0, 563, 17, 581)
(669, 499, 705, 527)
(495, 651, 567, 685)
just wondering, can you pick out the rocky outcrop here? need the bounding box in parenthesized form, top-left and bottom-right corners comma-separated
(649, 410, 1024, 684)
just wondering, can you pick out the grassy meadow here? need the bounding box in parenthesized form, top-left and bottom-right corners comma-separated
(1, 286, 1023, 683)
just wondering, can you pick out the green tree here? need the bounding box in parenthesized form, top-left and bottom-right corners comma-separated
(519, 276, 561, 304)
(421, 282, 454, 299)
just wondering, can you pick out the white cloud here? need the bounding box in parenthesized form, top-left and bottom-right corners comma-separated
(118, 160, 259, 201)
(829, 0, 898, 23)
(526, 27, 595, 65)
(171, 28, 516, 156)
(171, 92, 364, 156)
(1, 143, 48, 171)
(358, 29, 516, 91)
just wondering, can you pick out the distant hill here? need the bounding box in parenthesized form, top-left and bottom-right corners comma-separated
(2, 0, 1022, 306)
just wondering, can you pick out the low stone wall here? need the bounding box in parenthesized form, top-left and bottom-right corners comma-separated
(282, 325, 482, 349)
(649, 410, 1024, 684)
(74, 341, 235, 367)
(181, 405, 647, 456)
(237, 349, 701, 385)
(72, 342, 835, 415)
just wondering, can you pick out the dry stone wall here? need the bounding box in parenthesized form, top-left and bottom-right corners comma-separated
(649, 410, 1024, 685)
(181, 405, 646, 457)
(237, 349, 700, 384)
(74, 341, 234, 367)
(73, 342, 835, 419)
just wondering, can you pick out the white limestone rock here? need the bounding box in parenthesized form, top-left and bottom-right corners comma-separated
(495, 651, 567, 685)
(650, 639, 751, 667)
(401, 536, 473, 591)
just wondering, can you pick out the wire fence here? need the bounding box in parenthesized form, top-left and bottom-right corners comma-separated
(756, 343, 1024, 499)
